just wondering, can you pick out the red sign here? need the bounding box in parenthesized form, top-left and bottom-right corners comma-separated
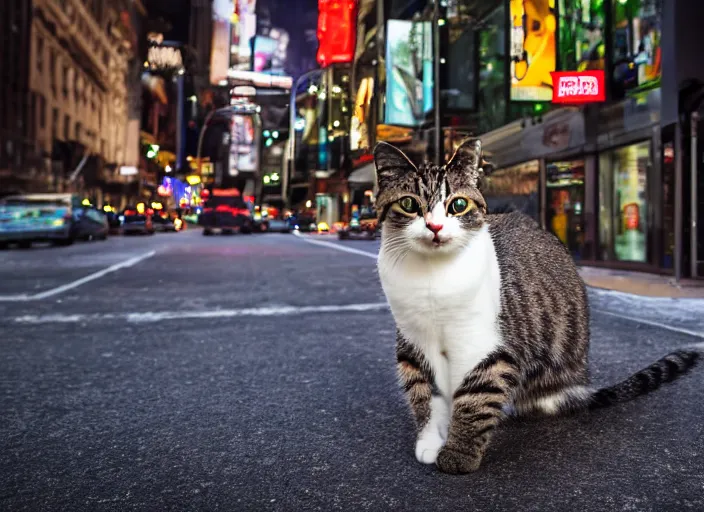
(316, 0, 356, 68)
(551, 70, 606, 104)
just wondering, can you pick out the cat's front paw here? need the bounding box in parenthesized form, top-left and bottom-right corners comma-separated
(415, 432, 445, 464)
(436, 445, 483, 474)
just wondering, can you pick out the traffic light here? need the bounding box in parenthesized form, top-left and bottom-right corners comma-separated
(146, 144, 160, 159)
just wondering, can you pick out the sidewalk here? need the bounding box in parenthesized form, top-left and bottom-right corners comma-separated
(579, 266, 704, 298)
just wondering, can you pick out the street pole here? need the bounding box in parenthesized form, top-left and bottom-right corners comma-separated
(691, 111, 699, 279)
(286, 68, 323, 210)
(176, 71, 186, 171)
(432, 0, 441, 166)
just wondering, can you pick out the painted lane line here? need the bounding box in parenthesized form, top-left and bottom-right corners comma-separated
(292, 231, 377, 259)
(0, 294, 31, 302)
(10, 302, 390, 324)
(0, 251, 156, 302)
(592, 308, 704, 340)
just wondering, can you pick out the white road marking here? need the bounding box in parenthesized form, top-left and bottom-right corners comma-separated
(592, 308, 704, 339)
(10, 302, 389, 324)
(0, 251, 156, 302)
(292, 231, 377, 259)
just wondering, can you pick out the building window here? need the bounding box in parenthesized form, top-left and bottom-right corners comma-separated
(52, 108, 59, 141)
(546, 159, 586, 260)
(62, 65, 69, 98)
(37, 37, 44, 72)
(75, 122, 82, 141)
(64, 115, 71, 140)
(50, 51, 56, 95)
(598, 141, 651, 263)
(446, 17, 476, 110)
(39, 95, 46, 129)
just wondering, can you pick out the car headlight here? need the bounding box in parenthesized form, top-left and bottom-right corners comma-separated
(51, 218, 65, 226)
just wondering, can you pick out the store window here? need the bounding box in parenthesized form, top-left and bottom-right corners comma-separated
(483, 160, 539, 220)
(611, 0, 662, 100)
(598, 141, 650, 263)
(546, 160, 586, 260)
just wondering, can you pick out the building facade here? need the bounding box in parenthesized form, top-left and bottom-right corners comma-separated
(11, 0, 144, 206)
(352, 0, 703, 279)
(0, 0, 35, 196)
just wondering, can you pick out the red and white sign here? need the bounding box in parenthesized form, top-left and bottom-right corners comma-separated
(551, 70, 606, 104)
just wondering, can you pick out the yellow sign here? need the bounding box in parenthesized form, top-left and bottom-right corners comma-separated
(136, 202, 146, 214)
(510, 0, 556, 101)
(186, 175, 201, 185)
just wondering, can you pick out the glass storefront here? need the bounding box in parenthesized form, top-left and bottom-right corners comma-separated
(598, 141, 650, 263)
(546, 160, 586, 260)
(484, 160, 539, 220)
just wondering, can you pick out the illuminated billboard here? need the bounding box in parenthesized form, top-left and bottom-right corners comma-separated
(557, 0, 605, 72)
(252, 31, 288, 75)
(350, 76, 374, 151)
(611, 0, 662, 98)
(509, 0, 556, 102)
(228, 114, 258, 174)
(317, 0, 356, 68)
(384, 20, 433, 127)
(210, 0, 233, 85)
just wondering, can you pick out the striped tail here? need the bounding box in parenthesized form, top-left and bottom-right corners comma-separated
(587, 349, 700, 410)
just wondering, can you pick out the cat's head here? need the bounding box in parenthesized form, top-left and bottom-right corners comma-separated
(373, 138, 487, 255)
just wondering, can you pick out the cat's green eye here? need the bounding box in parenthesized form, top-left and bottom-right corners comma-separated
(447, 196, 474, 216)
(392, 196, 421, 216)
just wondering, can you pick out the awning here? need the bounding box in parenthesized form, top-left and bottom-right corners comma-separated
(348, 162, 375, 185)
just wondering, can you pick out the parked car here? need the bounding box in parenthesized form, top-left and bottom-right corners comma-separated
(0, 193, 107, 248)
(104, 208, 122, 235)
(121, 206, 155, 235)
(152, 213, 177, 232)
(72, 206, 109, 241)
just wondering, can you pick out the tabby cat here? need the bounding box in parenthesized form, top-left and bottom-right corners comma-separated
(374, 138, 700, 474)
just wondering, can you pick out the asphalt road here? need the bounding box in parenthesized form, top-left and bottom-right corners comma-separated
(1, 230, 703, 511)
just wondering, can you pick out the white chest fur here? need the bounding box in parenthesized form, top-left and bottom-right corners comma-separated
(378, 224, 503, 399)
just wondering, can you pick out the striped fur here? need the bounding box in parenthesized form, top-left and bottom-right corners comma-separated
(376, 139, 702, 475)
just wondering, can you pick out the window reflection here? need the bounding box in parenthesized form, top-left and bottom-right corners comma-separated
(547, 159, 586, 260)
(599, 141, 650, 263)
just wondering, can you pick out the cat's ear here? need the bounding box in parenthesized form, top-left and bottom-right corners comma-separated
(445, 137, 484, 188)
(373, 142, 417, 190)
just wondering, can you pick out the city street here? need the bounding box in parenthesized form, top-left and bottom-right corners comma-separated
(1, 230, 703, 511)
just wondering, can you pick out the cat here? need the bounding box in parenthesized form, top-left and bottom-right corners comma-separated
(373, 138, 700, 474)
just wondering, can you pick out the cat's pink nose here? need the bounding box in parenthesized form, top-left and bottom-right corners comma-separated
(426, 222, 443, 234)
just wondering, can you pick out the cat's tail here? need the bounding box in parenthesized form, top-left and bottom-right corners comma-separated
(559, 347, 702, 413)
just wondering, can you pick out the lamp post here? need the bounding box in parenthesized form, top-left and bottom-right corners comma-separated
(286, 68, 324, 210)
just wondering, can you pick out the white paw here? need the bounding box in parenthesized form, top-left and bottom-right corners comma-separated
(415, 432, 445, 464)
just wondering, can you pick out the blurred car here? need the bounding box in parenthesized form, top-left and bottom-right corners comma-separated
(338, 206, 378, 240)
(120, 206, 155, 235)
(289, 209, 318, 233)
(152, 213, 177, 232)
(72, 205, 109, 241)
(198, 188, 253, 235)
(103, 207, 122, 234)
(0, 194, 107, 248)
